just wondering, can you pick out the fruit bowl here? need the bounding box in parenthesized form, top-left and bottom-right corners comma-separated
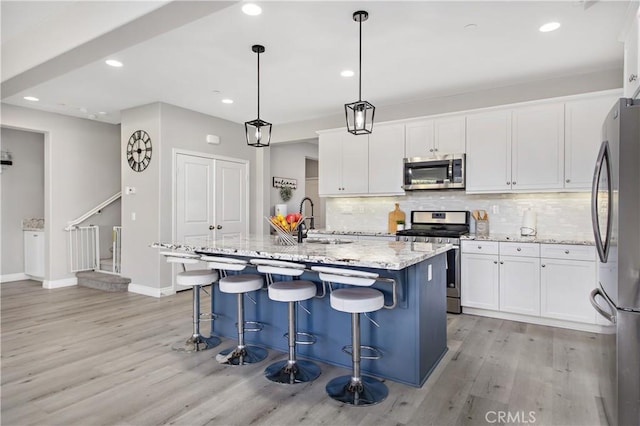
(265, 213, 306, 245)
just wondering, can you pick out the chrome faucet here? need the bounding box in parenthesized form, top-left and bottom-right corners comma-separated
(299, 197, 315, 229)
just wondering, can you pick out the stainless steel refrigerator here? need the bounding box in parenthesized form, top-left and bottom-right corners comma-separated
(590, 97, 640, 426)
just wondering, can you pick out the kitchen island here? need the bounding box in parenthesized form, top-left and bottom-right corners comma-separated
(154, 235, 452, 387)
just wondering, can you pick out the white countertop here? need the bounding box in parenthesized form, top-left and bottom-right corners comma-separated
(308, 229, 396, 237)
(152, 234, 451, 270)
(461, 234, 595, 246)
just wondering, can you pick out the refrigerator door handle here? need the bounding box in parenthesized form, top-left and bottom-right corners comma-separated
(591, 141, 612, 263)
(590, 288, 616, 324)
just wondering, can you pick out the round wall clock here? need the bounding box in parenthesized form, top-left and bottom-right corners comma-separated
(126, 130, 152, 172)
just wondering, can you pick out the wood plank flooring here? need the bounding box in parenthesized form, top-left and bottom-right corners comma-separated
(1, 280, 608, 426)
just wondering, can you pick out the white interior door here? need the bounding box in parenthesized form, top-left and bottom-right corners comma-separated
(176, 153, 214, 245)
(214, 159, 248, 240)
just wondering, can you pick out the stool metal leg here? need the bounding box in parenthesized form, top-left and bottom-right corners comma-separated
(172, 285, 221, 352)
(265, 301, 321, 384)
(216, 293, 267, 365)
(326, 313, 388, 406)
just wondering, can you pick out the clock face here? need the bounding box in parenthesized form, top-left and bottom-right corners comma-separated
(126, 130, 152, 172)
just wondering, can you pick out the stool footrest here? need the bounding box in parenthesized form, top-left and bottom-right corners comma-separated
(242, 321, 263, 332)
(284, 331, 316, 345)
(198, 312, 219, 322)
(341, 345, 383, 360)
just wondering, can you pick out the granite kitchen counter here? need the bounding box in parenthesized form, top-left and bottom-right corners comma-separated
(22, 218, 44, 231)
(307, 229, 396, 238)
(153, 234, 451, 270)
(461, 234, 595, 246)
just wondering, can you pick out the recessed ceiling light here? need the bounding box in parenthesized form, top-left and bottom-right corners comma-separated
(222, 99, 234, 104)
(464, 23, 478, 30)
(98, 111, 107, 115)
(242, 3, 262, 16)
(539, 22, 561, 32)
(341, 70, 355, 77)
(23, 96, 39, 101)
(105, 59, 123, 67)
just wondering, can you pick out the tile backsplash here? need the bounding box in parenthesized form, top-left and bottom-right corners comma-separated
(325, 192, 593, 241)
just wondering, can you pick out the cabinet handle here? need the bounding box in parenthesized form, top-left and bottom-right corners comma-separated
(541, 264, 546, 268)
(493, 261, 498, 264)
(429, 148, 434, 152)
(512, 181, 517, 185)
(564, 250, 570, 254)
(434, 148, 438, 152)
(629, 74, 638, 83)
(517, 247, 521, 251)
(507, 181, 511, 185)
(500, 261, 504, 264)
(477, 245, 482, 249)
(566, 179, 571, 183)
(33, 234, 39, 237)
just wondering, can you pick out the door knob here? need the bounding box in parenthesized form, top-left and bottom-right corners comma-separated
(217, 225, 222, 229)
(209, 225, 215, 230)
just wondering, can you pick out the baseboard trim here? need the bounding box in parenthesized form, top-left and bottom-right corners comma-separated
(43, 277, 78, 289)
(128, 283, 175, 298)
(462, 307, 607, 333)
(1, 273, 30, 283)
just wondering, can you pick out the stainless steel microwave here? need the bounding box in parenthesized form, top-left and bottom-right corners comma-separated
(402, 154, 465, 190)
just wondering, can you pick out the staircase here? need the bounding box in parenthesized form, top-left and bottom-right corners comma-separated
(76, 271, 131, 292)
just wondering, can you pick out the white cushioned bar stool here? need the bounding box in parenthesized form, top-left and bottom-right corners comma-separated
(251, 259, 321, 384)
(312, 265, 388, 406)
(201, 255, 267, 365)
(161, 251, 221, 352)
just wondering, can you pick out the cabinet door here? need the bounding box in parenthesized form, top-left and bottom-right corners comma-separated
(318, 131, 343, 195)
(540, 258, 597, 324)
(434, 116, 466, 154)
(368, 123, 405, 195)
(341, 133, 369, 195)
(461, 253, 499, 310)
(564, 94, 619, 189)
(465, 110, 512, 192)
(405, 120, 434, 158)
(24, 231, 45, 278)
(499, 255, 540, 316)
(511, 103, 564, 190)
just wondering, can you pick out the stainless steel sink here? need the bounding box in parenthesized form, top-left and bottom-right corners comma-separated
(305, 238, 353, 245)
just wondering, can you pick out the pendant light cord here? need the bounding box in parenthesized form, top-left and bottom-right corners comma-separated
(358, 17, 362, 102)
(257, 50, 261, 120)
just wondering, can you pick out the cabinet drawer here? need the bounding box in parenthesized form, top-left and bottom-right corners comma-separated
(540, 244, 595, 261)
(461, 240, 499, 255)
(499, 242, 540, 257)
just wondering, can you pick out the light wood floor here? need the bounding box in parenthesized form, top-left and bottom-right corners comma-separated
(1, 280, 608, 426)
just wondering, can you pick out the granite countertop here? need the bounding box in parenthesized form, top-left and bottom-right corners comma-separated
(461, 234, 595, 246)
(152, 234, 451, 270)
(22, 218, 44, 231)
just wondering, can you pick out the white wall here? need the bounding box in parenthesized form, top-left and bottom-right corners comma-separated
(269, 141, 319, 217)
(0, 127, 44, 277)
(121, 102, 267, 294)
(0, 104, 121, 286)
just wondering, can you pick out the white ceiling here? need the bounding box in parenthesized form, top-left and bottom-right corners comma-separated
(0, 0, 632, 127)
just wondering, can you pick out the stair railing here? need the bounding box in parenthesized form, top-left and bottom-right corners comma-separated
(68, 226, 100, 273)
(65, 192, 121, 231)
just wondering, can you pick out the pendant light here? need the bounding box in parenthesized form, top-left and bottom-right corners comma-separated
(245, 44, 272, 147)
(345, 10, 375, 135)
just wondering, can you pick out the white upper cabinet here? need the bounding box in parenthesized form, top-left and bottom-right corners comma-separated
(405, 116, 465, 158)
(511, 103, 564, 191)
(368, 123, 405, 195)
(564, 93, 620, 189)
(623, 6, 639, 97)
(318, 130, 368, 196)
(465, 109, 512, 192)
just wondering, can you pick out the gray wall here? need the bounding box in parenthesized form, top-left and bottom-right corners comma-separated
(0, 104, 121, 285)
(121, 102, 268, 292)
(0, 127, 44, 276)
(270, 141, 319, 218)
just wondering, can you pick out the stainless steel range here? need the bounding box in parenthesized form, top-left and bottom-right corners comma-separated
(396, 210, 470, 314)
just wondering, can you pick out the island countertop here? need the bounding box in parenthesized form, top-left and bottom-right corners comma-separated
(152, 234, 451, 270)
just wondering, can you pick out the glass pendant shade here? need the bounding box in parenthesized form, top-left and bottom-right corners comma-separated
(345, 100, 375, 135)
(245, 118, 272, 147)
(245, 44, 271, 147)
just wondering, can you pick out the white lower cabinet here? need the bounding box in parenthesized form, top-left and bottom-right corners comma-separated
(24, 230, 45, 278)
(540, 244, 597, 324)
(461, 241, 598, 330)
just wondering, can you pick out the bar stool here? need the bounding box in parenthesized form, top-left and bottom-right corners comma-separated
(161, 251, 220, 352)
(201, 255, 267, 366)
(251, 259, 321, 384)
(312, 265, 388, 406)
